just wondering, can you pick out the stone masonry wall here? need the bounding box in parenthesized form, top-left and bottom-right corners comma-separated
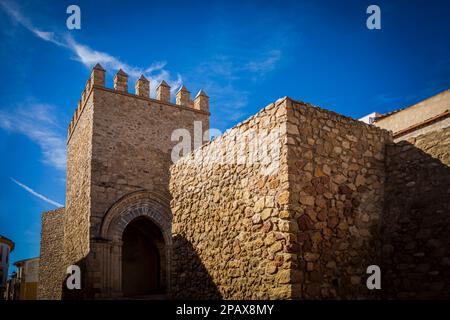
(89, 87, 209, 238)
(64, 92, 94, 271)
(61, 66, 210, 298)
(87, 87, 209, 296)
(38, 208, 65, 300)
(285, 99, 392, 298)
(170, 97, 393, 299)
(170, 98, 292, 299)
(381, 125, 450, 298)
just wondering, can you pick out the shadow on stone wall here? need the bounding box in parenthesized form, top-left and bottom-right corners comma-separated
(381, 137, 450, 299)
(59, 235, 221, 300)
(171, 235, 222, 300)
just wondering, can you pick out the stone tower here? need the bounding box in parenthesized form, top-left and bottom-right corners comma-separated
(63, 64, 210, 298)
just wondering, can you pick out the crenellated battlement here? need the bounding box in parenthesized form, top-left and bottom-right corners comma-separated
(67, 64, 210, 143)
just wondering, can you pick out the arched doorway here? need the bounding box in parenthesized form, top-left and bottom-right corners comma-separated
(121, 217, 165, 297)
(98, 191, 172, 298)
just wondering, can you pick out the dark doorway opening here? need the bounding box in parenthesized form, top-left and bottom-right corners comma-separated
(122, 217, 165, 297)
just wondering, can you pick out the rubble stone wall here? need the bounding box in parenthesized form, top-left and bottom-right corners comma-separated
(64, 93, 94, 270)
(169, 97, 393, 299)
(381, 126, 450, 298)
(170, 98, 292, 299)
(38, 208, 65, 300)
(285, 99, 392, 298)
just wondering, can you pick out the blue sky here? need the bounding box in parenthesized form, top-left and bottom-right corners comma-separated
(0, 0, 449, 272)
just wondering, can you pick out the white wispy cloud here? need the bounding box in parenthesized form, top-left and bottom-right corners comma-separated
(193, 49, 283, 127)
(145, 61, 167, 73)
(202, 81, 250, 123)
(0, 0, 183, 172)
(0, 0, 182, 93)
(64, 36, 182, 94)
(24, 221, 41, 245)
(245, 50, 282, 75)
(0, 102, 66, 170)
(10, 177, 63, 207)
(0, 0, 287, 129)
(0, 0, 64, 46)
(198, 50, 282, 82)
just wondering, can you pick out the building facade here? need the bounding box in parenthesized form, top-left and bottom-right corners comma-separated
(373, 89, 450, 141)
(10, 257, 40, 300)
(4, 272, 20, 300)
(0, 235, 14, 299)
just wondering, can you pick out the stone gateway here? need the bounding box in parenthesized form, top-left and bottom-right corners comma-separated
(37, 64, 450, 299)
